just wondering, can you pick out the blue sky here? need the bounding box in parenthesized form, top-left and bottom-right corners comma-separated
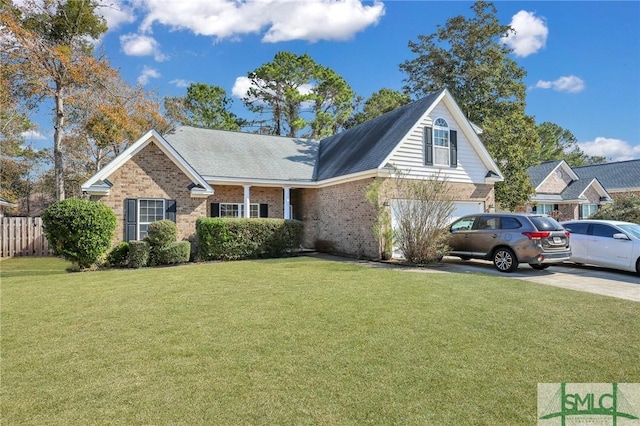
(24, 0, 640, 161)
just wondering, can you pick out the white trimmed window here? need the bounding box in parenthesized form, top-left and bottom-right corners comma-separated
(124, 198, 176, 241)
(138, 199, 165, 239)
(433, 118, 450, 166)
(218, 203, 259, 218)
(581, 204, 598, 218)
(536, 204, 555, 215)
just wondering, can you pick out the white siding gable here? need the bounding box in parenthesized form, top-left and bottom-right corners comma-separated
(387, 99, 492, 184)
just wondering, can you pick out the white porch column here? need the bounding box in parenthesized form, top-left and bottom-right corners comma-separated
(283, 187, 291, 219)
(243, 185, 251, 218)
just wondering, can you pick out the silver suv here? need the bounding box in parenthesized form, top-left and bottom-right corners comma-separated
(448, 213, 571, 272)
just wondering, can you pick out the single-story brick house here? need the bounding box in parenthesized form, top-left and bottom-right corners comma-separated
(82, 88, 504, 259)
(573, 159, 640, 198)
(525, 159, 622, 220)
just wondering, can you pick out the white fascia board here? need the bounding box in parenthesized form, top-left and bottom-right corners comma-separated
(439, 91, 504, 180)
(579, 178, 610, 199)
(81, 129, 214, 196)
(379, 88, 503, 181)
(203, 176, 317, 188)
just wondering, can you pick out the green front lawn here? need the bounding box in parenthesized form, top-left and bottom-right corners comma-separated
(1, 256, 638, 424)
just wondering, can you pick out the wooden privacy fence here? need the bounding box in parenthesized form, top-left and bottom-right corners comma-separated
(0, 217, 52, 257)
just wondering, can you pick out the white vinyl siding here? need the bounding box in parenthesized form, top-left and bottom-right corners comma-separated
(387, 101, 489, 183)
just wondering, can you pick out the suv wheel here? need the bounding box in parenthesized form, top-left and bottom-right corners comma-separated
(493, 248, 518, 273)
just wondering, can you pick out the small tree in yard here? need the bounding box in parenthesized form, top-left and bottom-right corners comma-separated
(42, 199, 116, 269)
(368, 170, 454, 264)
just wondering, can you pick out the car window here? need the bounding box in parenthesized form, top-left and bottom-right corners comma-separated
(474, 216, 499, 230)
(530, 216, 563, 231)
(451, 217, 475, 232)
(501, 217, 522, 230)
(591, 224, 617, 238)
(564, 222, 588, 235)
(619, 224, 640, 239)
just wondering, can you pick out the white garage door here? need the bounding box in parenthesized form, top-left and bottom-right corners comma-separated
(390, 200, 484, 259)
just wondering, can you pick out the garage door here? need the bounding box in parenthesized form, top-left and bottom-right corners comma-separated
(391, 200, 484, 259)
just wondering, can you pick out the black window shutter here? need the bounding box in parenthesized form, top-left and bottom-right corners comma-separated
(259, 203, 268, 218)
(211, 203, 220, 217)
(450, 130, 458, 168)
(424, 127, 433, 166)
(553, 204, 559, 211)
(125, 199, 137, 242)
(578, 205, 583, 219)
(166, 199, 177, 222)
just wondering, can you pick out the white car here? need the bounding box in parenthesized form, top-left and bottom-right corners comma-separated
(561, 220, 640, 275)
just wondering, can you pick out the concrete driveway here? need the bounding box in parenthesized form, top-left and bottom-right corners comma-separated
(440, 257, 640, 302)
(309, 253, 640, 302)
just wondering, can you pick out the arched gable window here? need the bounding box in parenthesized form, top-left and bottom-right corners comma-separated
(433, 118, 450, 166)
(424, 118, 458, 168)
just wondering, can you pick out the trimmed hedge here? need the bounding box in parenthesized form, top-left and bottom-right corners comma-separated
(196, 218, 303, 261)
(151, 241, 191, 265)
(107, 242, 130, 267)
(129, 241, 150, 268)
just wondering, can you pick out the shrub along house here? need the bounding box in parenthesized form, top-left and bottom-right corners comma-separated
(82, 88, 503, 259)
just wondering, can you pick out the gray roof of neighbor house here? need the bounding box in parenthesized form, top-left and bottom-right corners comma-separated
(163, 126, 319, 182)
(560, 178, 595, 200)
(573, 159, 640, 191)
(315, 90, 443, 181)
(527, 160, 563, 187)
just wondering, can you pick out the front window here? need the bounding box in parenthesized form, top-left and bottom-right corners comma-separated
(138, 199, 165, 239)
(536, 204, 555, 215)
(581, 204, 598, 218)
(218, 203, 259, 218)
(433, 118, 450, 166)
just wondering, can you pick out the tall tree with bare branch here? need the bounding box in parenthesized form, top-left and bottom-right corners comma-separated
(1, 0, 115, 200)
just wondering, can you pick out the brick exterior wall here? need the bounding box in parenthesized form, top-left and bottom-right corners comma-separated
(91, 142, 208, 244)
(294, 179, 379, 258)
(93, 141, 497, 259)
(537, 168, 572, 193)
(293, 178, 495, 259)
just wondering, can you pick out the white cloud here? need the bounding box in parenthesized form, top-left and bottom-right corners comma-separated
(534, 76, 585, 93)
(20, 129, 46, 140)
(578, 137, 640, 162)
(137, 66, 160, 85)
(170, 79, 191, 88)
(120, 33, 167, 61)
(232, 76, 314, 106)
(135, 0, 384, 43)
(96, 0, 136, 31)
(503, 10, 548, 57)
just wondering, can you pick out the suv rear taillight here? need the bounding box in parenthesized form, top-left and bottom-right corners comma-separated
(565, 231, 570, 238)
(522, 231, 551, 240)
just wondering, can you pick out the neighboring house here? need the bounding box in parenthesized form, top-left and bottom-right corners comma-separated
(526, 160, 612, 220)
(573, 159, 640, 198)
(82, 88, 504, 259)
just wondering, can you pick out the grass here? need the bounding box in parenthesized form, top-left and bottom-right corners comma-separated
(1, 256, 638, 425)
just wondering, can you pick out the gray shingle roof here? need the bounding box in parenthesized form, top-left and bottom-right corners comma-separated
(163, 126, 318, 182)
(573, 159, 640, 191)
(527, 160, 563, 187)
(315, 90, 444, 181)
(560, 178, 593, 200)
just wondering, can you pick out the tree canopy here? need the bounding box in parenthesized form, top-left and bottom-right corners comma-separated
(242, 51, 354, 138)
(164, 83, 243, 131)
(2, 0, 114, 201)
(400, 1, 538, 210)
